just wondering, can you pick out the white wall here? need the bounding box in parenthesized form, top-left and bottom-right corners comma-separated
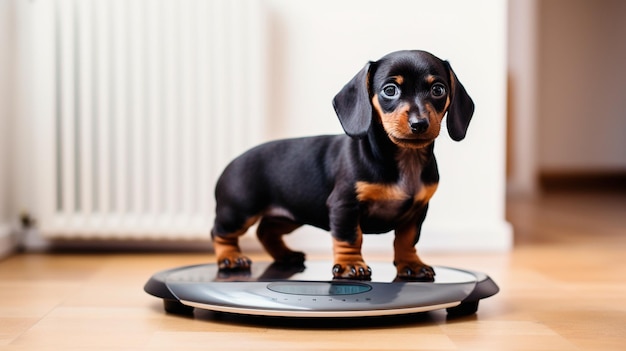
(6, 0, 512, 254)
(261, 0, 512, 253)
(0, 0, 17, 257)
(537, 0, 626, 172)
(507, 0, 539, 196)
(507, 0, 626, 196)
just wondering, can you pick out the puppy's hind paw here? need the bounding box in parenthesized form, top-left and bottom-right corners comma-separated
(218, 255, 252, 271)
(274, 250, 306, 266)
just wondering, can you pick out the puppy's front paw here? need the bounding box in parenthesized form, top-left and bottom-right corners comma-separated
(395, 262, 435, 282)
(332, 262, 372, 280)
(217, 255, 252, 271)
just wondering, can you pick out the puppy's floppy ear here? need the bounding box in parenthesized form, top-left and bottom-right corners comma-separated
(332, 62, 374, 138)
(444, 61, 475, 141)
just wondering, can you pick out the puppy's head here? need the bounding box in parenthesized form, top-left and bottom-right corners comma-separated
(333, 50, 475, 148)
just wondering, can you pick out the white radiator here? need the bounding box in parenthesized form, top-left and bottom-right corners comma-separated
(30, 0, 266, 240)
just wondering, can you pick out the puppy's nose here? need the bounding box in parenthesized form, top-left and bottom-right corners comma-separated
(409, 118, 429, 134)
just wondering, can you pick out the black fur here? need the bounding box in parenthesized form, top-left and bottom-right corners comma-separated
(211, 50, 474, 280)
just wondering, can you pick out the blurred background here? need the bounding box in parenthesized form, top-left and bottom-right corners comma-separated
(1, 0, 624, 258)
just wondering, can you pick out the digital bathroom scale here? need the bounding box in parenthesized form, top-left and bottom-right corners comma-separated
(144, 261, 498, 318)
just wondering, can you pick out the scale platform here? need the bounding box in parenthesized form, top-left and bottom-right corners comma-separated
(144, 261, 498, 318)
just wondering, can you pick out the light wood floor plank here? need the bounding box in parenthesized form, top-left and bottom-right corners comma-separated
(1, 192, 625, 350)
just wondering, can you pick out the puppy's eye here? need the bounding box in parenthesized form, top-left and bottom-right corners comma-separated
(381, 84, 400, 99)
(431, 83, 446, 97)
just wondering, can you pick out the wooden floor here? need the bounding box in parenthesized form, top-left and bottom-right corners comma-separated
(1, 191, 625, 350)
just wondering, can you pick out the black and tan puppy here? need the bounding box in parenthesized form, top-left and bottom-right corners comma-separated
(211, 50, 474, 281)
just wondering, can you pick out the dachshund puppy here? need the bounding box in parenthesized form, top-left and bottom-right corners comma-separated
(211, 50, 474, 281)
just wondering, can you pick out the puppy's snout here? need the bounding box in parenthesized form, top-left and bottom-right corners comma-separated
(409, 116, 429, 134)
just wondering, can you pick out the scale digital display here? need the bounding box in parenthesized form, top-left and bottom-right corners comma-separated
(267, 282, 372, 296)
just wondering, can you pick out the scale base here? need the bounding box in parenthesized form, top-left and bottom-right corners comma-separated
(145, 261, 498, 319)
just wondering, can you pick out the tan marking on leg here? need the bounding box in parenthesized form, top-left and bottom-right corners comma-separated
(213, 235, 243, 263)
(332, 228, 371, 279)
(393, 222, 434, 281)
(393, 222, 421, 266)
(212, 215, 259, 269)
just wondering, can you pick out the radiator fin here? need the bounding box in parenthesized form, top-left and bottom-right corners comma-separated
(36, 0, 264, 239)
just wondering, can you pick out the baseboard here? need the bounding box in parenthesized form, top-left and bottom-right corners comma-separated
(244, 220, 514, 255)
(20, 221, 514, 255)
(0, 224, 17, 259)
(417, 220, 513, 252)
(540, 170, 626, 192)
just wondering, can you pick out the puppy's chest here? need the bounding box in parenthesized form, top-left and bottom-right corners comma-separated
(355, 156, 437, 220)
